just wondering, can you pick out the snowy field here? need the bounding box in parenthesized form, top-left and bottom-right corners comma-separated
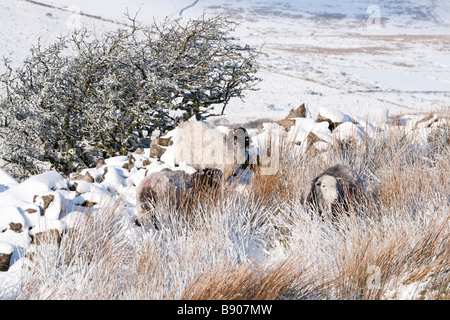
(0, 0, 449, 300)
(1, 0, 449, 126)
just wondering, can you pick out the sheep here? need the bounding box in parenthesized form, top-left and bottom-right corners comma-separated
(301, 164, 366, 218)
(135, 168, 224, 228)
(191, 167, 224, 197)
(174, 121, 248, 180)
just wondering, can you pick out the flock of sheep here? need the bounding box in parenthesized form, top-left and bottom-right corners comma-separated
(136, 120, 368, 228)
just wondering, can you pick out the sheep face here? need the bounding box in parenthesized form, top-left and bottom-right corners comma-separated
(314, 175, 343, 213)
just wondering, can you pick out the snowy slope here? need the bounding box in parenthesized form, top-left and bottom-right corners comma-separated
(1, 0, 449, 127)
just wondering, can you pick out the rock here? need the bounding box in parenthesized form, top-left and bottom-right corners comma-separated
(287, 118, 332, 151)
(317, 107, 354, 131)
(306, 132, 328, 151)
(18, 203, 42, 229)
(33, 192, 62, 220)
(278, 118, 296, 131)
(73, 185, 111, 207)
(0, 252, 12, 272)
(287, 103, 307, 119)
(9, 222, 22, 232)
(79, 200, 97, 208)
(0, 206, 26, 233)
(415, 113, 438, 129)
(122, 154, 136, 171)
(29, 220, 65, 246)
(0, 241, 14, 272)
(99, 166, 127, 194)
(83, 172, 95, 183)
(149, 144, 167, 160)
(333, 122, 366, 144)
(71, 171, 95, 183)
(155, 136, 173, 147)
(278, 104, 308, 131)
(257, 122, 284, 134)
(72, 180, 92, 194)
(148, 135, 173, 161)
(122, 162, 130, 170)
(31, 229, 61, 246)
(95, 159, 106, 169)
(28, 171, 69, 191)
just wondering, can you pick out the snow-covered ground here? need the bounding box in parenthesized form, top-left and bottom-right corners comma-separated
(0, 0, 449, 298)
(1, 0, 449, 126)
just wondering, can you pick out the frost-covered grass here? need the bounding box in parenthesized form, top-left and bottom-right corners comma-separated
(7, 121, 450, 300)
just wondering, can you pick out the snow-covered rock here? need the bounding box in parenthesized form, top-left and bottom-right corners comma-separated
(333, 122, 367, 143)
(99, 166, 128, 194)
(0, 241, 14, 272)
(0, 206, 25, 232)
(32, 191, 63, 221)
(29, 219, 66, 246)
(288, 118, 333, 147)
(73, 185, 112, 207)
(317, 106, 354, 126)
(0, 206, 30, 249)
(60, 210, 88, 230)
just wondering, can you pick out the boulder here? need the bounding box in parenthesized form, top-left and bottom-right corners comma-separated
(95, 159, 106, 169)
(155, 136, 173, 147)
(287, 103, 307, 118)
(0, 241, 14, 272)
(149, 144, 167, 160)
(148, 134, 174, 161)
(70, 171, 95, 183)
(31, 229, 61, 246)
(333, 122, 367, 145)
(29, 220, 65, 246)
(278, 103, 308, 131)
(278, 118, 296, 131)
(415, 113, 438, 129)
(0, 252, 12, 272)
(0, 206, 26, 233)
(122, 154, 136, 171)
(33, 191, 62, 220)
(317, 107, 354, 131)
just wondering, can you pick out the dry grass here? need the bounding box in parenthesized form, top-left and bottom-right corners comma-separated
(180, 257, 324, 300)
(8, 117, 450, 300)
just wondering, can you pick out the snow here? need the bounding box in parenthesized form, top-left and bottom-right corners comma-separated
(333, 122, 367, 143)
(288, 118, 333, 145)
(0, 206, 25, 232)
(318, 107, 354, 124)
(0, 241, 14, 255)
(0, 0, 448, 298)
(0, 169, 18, 189)
(28, 219, 66, 237)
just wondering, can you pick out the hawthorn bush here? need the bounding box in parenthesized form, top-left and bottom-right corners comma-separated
(0, 15, 259, 178)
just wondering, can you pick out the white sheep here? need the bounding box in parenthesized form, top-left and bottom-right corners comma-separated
(174, 121, 248, 179)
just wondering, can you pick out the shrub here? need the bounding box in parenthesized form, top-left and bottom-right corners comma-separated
(0, 15, 259, 178)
